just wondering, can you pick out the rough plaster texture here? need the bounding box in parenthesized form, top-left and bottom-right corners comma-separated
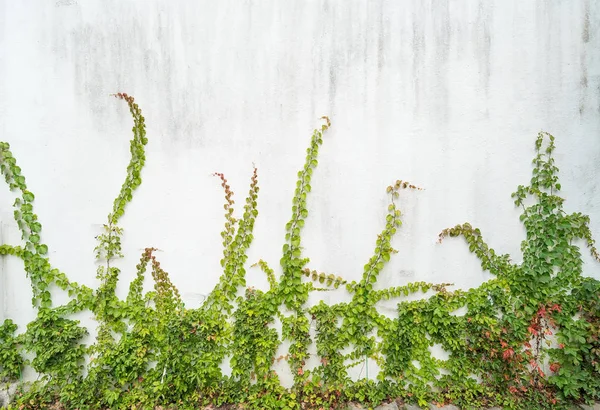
(0, 384, 16, 408)
(1, 0, 600, 385)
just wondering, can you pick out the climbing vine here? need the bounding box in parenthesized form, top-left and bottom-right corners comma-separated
(0, 96, 598, 410)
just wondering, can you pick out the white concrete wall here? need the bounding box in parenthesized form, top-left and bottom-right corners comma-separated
(1, 0, 600, 378)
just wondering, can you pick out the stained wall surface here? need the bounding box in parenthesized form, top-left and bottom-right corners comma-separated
(1, 0, 600, 382)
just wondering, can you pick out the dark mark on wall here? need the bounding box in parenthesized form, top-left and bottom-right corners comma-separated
(580, 1, 590, 115)
(580, 54, 587, 115)
(56, 0, 77, 6)
(433, 0, 450, 124)
(411, 17, 424, 117)
(582, 0, 590, 43)
(377, 5, 385, 72)
(328, 64, 337, 113)
(477, 2, 493, 100)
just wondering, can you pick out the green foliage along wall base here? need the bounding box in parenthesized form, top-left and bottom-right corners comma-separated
(0, 95, 599, 410)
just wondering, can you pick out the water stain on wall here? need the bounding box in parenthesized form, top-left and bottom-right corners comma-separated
(475, 2, 492, 101)
(579, 0, 590, 115)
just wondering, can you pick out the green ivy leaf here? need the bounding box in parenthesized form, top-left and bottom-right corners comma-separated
(22, 191, 35, 202)
(36, 244, 48, 255)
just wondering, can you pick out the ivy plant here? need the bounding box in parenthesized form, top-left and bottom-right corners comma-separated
(0, 95, 598, 410)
